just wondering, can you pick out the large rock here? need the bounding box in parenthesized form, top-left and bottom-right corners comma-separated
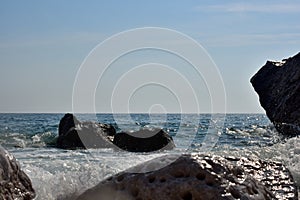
(76, 154, 298, 200)
(113, 128, 175, 152)
(251, 52, 300, 136)
(56, 113, 116, 149)
(57, 114, 175, 152)
(0, 145, 35, 200)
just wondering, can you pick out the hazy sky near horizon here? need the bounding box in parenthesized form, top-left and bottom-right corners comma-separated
(0, 0, 300, 113)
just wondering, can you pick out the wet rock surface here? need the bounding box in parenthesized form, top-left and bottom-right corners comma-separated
(251, 52, 300, 136)
(76, 154, 298, 200)
(0, 145, 35, 200)
(56, 113, 116, 149)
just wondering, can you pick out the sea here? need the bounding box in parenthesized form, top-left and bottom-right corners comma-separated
(0, 113, 299, 200)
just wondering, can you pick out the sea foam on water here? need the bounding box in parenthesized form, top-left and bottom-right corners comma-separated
(1, 113, 299, 199)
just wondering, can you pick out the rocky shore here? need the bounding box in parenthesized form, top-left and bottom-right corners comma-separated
(76, 154, 298, 200)
(1, 52, 300, 199)
(74, 52, 300, 199)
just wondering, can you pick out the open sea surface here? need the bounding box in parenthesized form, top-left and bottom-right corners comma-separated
(0, 113, 299, 199)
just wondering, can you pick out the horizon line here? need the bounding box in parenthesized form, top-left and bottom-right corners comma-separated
(0, 111, 265, 114)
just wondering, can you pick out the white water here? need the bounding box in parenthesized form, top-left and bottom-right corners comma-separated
(13, 148, 166, 200)
(2, 113, 297, 199)
(12, 137, 300, 200)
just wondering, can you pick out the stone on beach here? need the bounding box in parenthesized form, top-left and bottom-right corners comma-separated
(251, 52, 300, 136)
(76, 154, 298, 200)
(0, 145, 35, 200)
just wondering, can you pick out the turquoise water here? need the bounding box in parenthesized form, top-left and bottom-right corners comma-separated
(0, 113, 299, 199)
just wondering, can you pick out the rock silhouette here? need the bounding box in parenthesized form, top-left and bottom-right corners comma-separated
(56, 113, 115, 149)
(113, 128, 175, 152)
(56, 114, 175, 152)
(251, 52, 300, 136)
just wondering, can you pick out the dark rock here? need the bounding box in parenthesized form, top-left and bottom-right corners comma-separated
(58, 113, 80, 137)
(99, 123, 116, 136)
(0, 145, 35, 200)
(56, 114, 174, 151)
(251, 52, 300, 136)
(113, 128, 175, 152)
(76, 154, 298, 200)
(56, 113, 116, 149)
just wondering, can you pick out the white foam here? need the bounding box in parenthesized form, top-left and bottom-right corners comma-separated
(216, 137, 300, 191)
(13, 137, 300, 199)
(15, 148, 164, 200)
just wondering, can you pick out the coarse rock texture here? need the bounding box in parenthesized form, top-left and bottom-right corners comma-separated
(76, 154, 298, 200)
(0, 145, 35, 200)
(251, 52, 300, 136)
(56, 113, 116, 149)
(113, 128, 175, 152)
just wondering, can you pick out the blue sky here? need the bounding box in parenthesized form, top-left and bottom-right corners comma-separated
(0, 0, 299, 113)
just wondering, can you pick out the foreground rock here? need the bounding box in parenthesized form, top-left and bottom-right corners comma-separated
(0, 145, 35, 200)
(56, 113, 116, 149)
(76, 154, 298, 200)
(251, 52, 300, 136)
(113, 128, 175, 152)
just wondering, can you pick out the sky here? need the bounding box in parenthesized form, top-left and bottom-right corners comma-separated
(0, 0, 300, 113)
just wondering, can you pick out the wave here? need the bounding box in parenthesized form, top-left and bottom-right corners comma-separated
(14, 148, 165, 200)
(222, 124, 282, 147)
(0, 132, 57, 148)
(0, 124, 282, 149)
(212, 136, 300, 194)
(15, 136, 300, 200)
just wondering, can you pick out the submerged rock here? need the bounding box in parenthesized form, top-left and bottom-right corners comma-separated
(113, 128, 175, 152)
(0, 145, 35, 200)
(251, 52, 300, 136)
(76, 154, 298, 200)
(56, 113, 116, 149)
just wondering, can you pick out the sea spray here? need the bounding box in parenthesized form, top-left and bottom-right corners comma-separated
(1, 113, 299, 199)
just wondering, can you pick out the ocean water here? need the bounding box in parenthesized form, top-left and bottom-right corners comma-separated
(0, 113, 299, 199)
